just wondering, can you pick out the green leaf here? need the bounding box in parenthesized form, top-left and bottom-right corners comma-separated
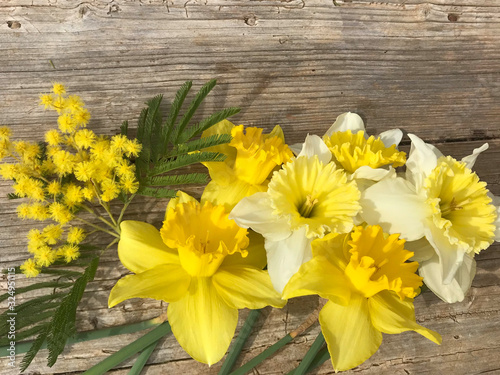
(120, 120, 129, 136)
(20, 325, 50, 372)
(173, 79, 217, 142)
(145, 173, 208, 187)
(46, 257, 100, 367)
(161, 81, 193, 155)
(171, 133, 232, 157)
(0, 281, 71, 303)
(148, 152, 225, 177)
(135, 187, 178, 199)
(7, 193, 22, 199)
(178, 107, 240, 143)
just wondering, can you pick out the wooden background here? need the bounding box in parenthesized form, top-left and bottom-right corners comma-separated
(1, 0, 500, 374)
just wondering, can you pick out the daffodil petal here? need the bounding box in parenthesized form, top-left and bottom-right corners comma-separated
(108, 264, 190, 307)
(298, 134, 331, 164)
(201, 119, 237, 162)
(351, 166, 394, 182)
(167, 278, 237, 366)
(213, 265, 285, 309)
(201, 179, 266, 212)
(320, 296, 382, 372)
(325, 112, 365, 137)
(118, 221, 179, 273)
(222, 230, 267, 269)
(405, 237, 436, 263)
(461, 143, 488, 169)
(378, 129, 403, 148)
(360, 177, 428, 241)
(201, 161, 236, 187)
(265, 227, 313, 293)
(424, 225, 468, 284)
(166, 191, 198, 214)
(229, 192, 292, 241)
(282, 255, 350, 305)
(369, 290, 441, 344)
(418, 252, 476, 303)
(406, 134, 443, 190)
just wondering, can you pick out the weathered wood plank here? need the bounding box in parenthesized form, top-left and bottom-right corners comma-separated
(1, 0, 500, 374)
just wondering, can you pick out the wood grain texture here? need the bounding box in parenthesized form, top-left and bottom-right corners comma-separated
(1, 0, 500, 374)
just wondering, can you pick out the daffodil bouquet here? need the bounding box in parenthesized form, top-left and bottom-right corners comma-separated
(0, 82, 498, 374)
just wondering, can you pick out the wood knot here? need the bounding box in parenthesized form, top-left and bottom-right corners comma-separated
(7, 21, 21, 29)
(244, 14, 257, 26)
(448, 13, 459, 22)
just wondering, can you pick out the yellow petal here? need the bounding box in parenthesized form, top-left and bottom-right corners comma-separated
(118, 221, 179, 274)
(201, 179, 267, 212)
(202, 161, 236, 187)
(282, 255, 350, 305)
(167, 278, 238, 365)
(222, 230, 267, 270)
(213, 265, 285, 309)
(166, 190, 198, 215)
(201, 119, 237, 167)
(108, 264, 191, 307)
(320, 296, 382, 372)
(369, 290, 442, 345)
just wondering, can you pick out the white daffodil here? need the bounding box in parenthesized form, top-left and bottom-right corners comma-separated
(361, 134, 499, 303)
(292, 112, 406, 188)
(229, 149, 361, 293)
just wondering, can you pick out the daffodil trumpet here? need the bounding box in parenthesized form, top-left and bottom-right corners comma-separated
(108, 192, 284, 366)
(361, 134, 500, 303)
(283, 225, 442, 372)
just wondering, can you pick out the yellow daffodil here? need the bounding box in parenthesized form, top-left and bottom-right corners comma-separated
(201, 120, 293, 211)
(361, 134, 499, 302)
(108, 192, 284, 365)
(229, 155, 361, 292)
(283, 225, 441, 372)
(293, 112, 406, 191)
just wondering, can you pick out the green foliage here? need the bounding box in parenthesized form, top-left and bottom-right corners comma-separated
(0, 257, 100, 372)
(133, 80, 240, 198)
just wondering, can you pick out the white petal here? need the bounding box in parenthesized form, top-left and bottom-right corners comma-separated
(461, 143, 489, 169)
(289, 142, 303, 156)
(405, 237, 436, 263)
(360, 177, 428, 241)
(229, 192, 291, 241)
(265, 227, 313, 293)
(351, 166, 394, 182)
(325, 112, 365, 137)
(378, 129, 403, 148)
(406, 134, 443, 190)
(298, 134, 332, 164)
(424, 225, 468, 285)
(419, 253, 476, 303)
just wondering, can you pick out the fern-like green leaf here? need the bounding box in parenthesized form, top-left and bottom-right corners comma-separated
(178, 107, 240, 143)
(145, 173, 208, 187)
(19, 325, 50, 372)
(46, 257, 99, 367)
(173, 79, 217, 143)
(0, 282, 71, 303)
(161, 81, 192, 155)
(171, 133, 232, 157)
(148, 152, 225, 177)
(136, 187, 178, 199)
(120, 120, 129, 136)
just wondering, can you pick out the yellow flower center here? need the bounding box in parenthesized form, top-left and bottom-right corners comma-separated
(230, 125, 293, 185)
(160, 201, 249, 277)
(323, 130, 406, 173)
(267, 156, 361, 238)
(342, 226, 422, 299)
(424, 156, 497, 254)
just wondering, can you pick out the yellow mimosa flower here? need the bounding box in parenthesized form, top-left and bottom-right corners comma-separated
(201, 121, 293, 211)
(283, 225, 441, 372)
(108, 192, 284, 365)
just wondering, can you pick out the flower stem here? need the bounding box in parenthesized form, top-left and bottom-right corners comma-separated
(0, 318, 159, 357)
(285, 346, 330, 375)
(82, 322, 172, 375)
(128, 339, 160, 375)
(293, 332, 325, 375)
(229, 304, 322, 375)
(75, 217, 120, 238)
(117, 194, 135, 225)
(218, 309, 261, 375)
(81, 204, 119, 232)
